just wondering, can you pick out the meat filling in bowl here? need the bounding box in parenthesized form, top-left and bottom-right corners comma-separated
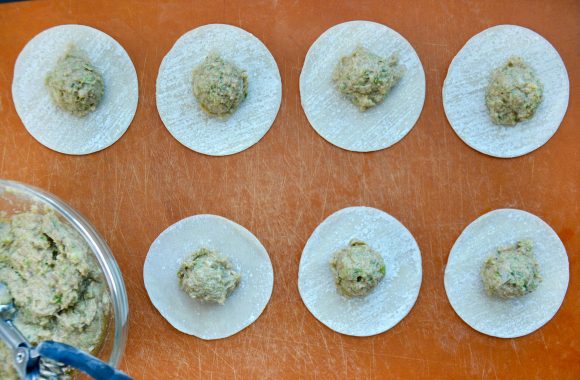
(0, 210, 110, 379)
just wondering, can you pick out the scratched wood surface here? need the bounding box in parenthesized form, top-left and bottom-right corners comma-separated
(0, 0, 578, 378)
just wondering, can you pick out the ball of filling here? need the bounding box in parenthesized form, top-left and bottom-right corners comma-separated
(332, 46, 404, 111)
(177, 248, 241, 304)
(485, 56, 543, 126)
(192, 54, 248, 117)
(481, 240, 542, 299)
(330, 239, 386, 297)
(45, 45, 104, 117)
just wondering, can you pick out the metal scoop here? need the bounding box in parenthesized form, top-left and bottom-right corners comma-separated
(0, 283, 132, 380)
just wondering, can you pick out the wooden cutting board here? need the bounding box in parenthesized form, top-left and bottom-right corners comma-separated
(0, 0, 578, 378)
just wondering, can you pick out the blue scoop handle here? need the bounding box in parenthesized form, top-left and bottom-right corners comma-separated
(35, 341, 132, 380)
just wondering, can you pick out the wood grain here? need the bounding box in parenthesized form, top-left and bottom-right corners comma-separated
(0, 0, 578, 378)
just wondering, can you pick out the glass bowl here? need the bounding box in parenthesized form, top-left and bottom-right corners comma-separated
(0, 179, 129, 373)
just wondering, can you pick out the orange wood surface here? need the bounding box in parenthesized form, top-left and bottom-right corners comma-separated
(0, 1, 578, 379)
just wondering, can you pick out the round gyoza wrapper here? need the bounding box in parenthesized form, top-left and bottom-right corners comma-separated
(143, 215, 274, 340)
(444, 209, 569, 338)
(298, 206, 422, 336)
(443, 25, 569, 158)
(12, 24, 138, 155)
(156, 24, 282, 156)
(300, 21, 425, 152)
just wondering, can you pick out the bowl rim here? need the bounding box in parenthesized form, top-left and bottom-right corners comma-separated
(0, 178, 129, 369)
